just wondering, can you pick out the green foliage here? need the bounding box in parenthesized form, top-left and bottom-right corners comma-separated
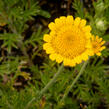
(0, 33, 20, 53)
(73, 0, 84, 18)
(0, 57, 20, 76)
(0, 85, 39, 109)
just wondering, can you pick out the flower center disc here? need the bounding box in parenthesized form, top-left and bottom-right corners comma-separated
(51, 26, 86, 59)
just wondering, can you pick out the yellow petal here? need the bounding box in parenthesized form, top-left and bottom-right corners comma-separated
(98, 38, 102, 42)
(58, 16, 66, 26)
(63, 59, 70, 66)
(66, 16, 74, 24)
(91, 35, 95, 41)
(64, 58, 76, 67)
(80, 19, 86, 27)
(74, 56, 82, 64)
(100, 41, 105, 45)
(85, 32, 92, 39)
(48, 22, 55, 30)
(86, 40, 92, 48)
(60, 16, 66, 21)
(74, 17, 81, 26)
(43, 34, 51, 42)
(87, 49, 94, 56)
(55, 55, 63, 63)
(55, 18, 62, 26)
(46, 47, 54, 54)
(70, 59, 76, 67)
(49, 54, 57, 61)
(50, 31, 55, 36)
(83, 25, 92, 32)
(100, 46, 106, 51)
(81, 53, 88, 61)
(96, 52, 101, 56)
(96, 36, 99, 40)
(43, 43, 49, 50)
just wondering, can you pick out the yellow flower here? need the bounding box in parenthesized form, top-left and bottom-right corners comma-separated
(43, 16, 93, 67)
(91, 35, 106, 56)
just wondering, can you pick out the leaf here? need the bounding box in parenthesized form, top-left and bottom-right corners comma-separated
(18, 72, 31, 80)
(0, 33, 20, 53)
(73, 0, 84, 18)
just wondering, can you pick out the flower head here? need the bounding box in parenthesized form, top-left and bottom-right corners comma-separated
(43, 16, 93, 67)
(91, 35, 106, 56)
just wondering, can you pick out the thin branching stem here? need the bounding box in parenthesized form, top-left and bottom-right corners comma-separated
(57, 60, 89, 108)
(25, 63, 64, 109)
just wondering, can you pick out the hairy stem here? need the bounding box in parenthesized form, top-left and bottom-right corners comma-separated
(25, 63, 64, 109)
(58, 60, 89, 108)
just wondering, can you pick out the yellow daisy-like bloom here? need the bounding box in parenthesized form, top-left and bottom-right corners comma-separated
(91, 35, 106, 56)
(43, 16, 94, 67)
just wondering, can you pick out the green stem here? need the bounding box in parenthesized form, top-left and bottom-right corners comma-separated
(58, 60, 89, 107)
(25, 63, 64, 109)
(39, 64, 64, 97)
